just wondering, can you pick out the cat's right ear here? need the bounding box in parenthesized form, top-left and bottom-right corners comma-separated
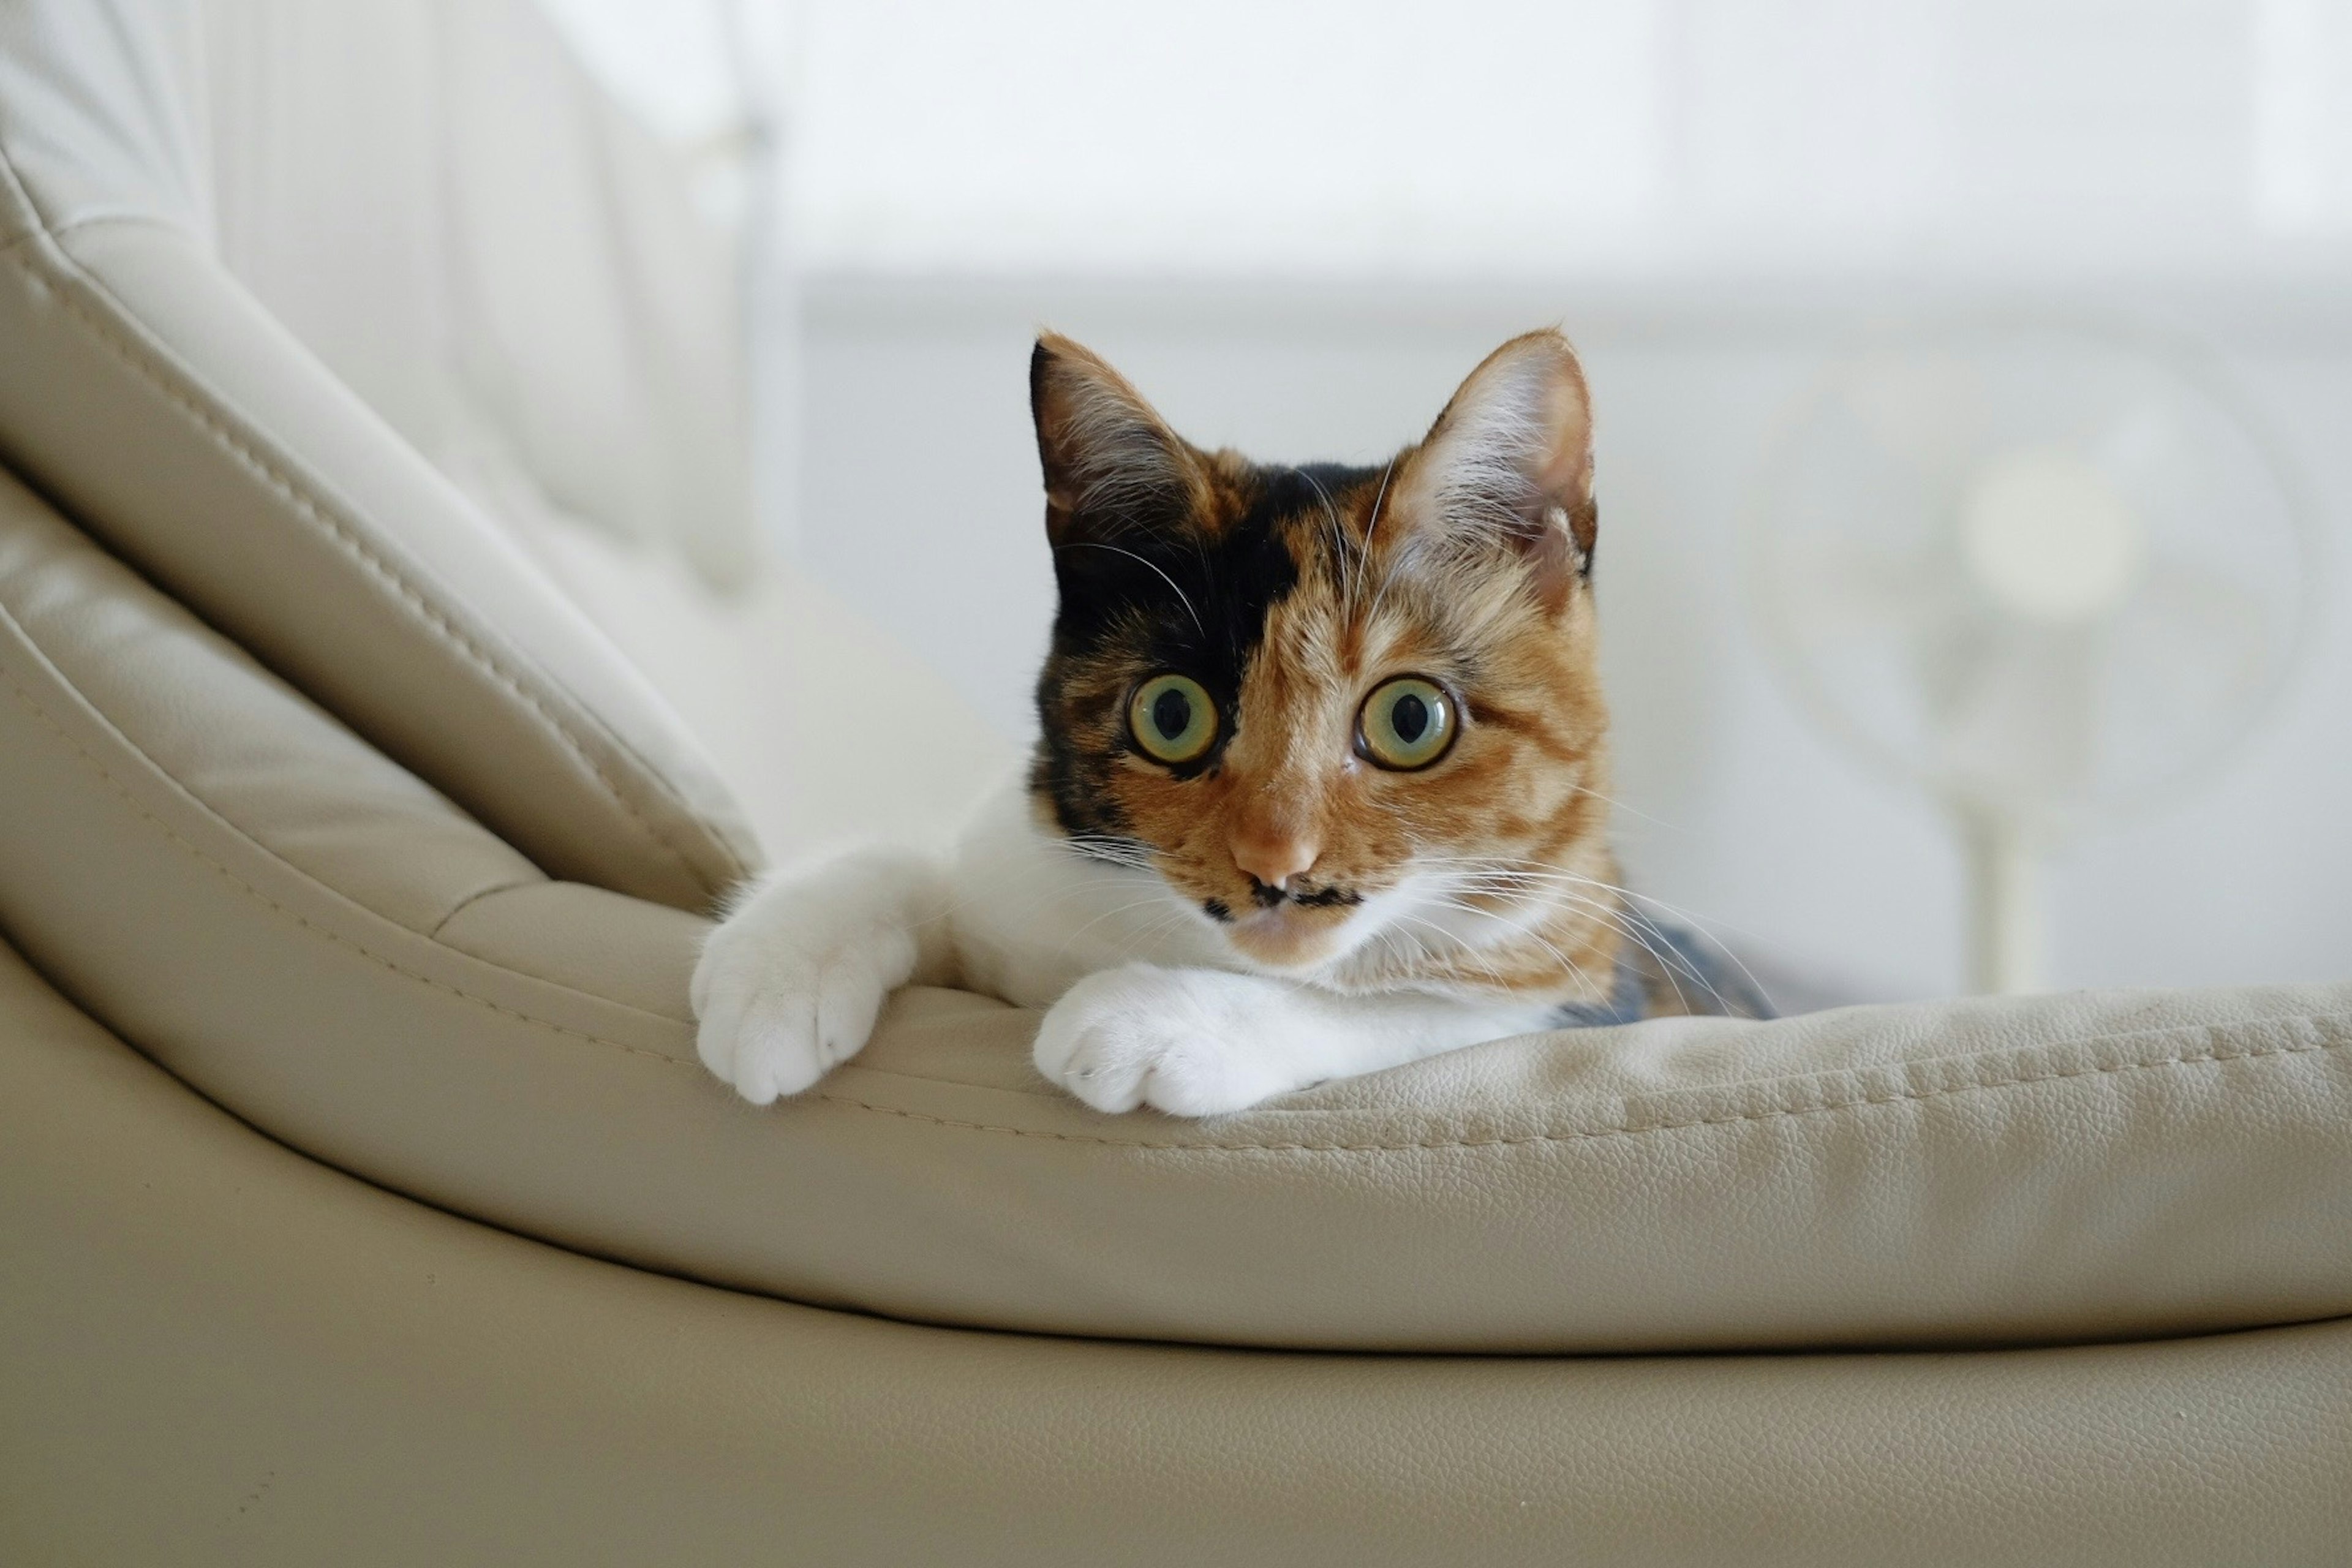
(1030, 333, 1196, 545)
(1394, 328, 1596, 612)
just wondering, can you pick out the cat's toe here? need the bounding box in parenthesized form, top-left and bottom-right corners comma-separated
(1136, 1041, 1269, 1117)
(811, 946, 893, 1068)
(692, 923, 907, 1106)
(1033, 965, 1158, 1112)
(699, 962, 887, 1104)
(1034, 965, 1278, 1117)
(718, 988, 826, 1105)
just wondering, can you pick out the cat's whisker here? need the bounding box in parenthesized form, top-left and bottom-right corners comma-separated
(1359, 456, 1426, 635)
(1389, 912, 1512, 988)
(1109, 907, 1197, 961)
(1352, 457, 1396, 620)
(1294, 464, 1354, 612)
(932, 860, 1167, 932)
(1547, 780, 1672, 829)
(1409, 897, 1592, 995)
(1436, 854, 1740, 937)
(1361, 928, 1408, 986)
(1051, 892, 1198, 960)
(1454, 858, 1771, 1008)
(1410, 863, 1729, 1015)
(1550, 897, 1722, 1015)
(1362, 920, 1447, 989)
(1053, 540, 1206, 637)
(1483, 892, 1702, 1014)
(1055, 835, 1161, 871)
(1462, 854, 1746, 933)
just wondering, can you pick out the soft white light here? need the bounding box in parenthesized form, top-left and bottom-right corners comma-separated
(533, 0, 746, 147)
(1958, 447, 2144, 622)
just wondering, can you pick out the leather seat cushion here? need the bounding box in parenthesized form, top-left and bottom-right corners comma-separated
(6, 466, 2350, 1355)
(10, 929, 2352, 1566)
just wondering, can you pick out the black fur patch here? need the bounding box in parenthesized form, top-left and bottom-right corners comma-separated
(1031, 462, 1381, 839)
(1242, 876, 1362, 911)
(1202, 897, 1232, 922)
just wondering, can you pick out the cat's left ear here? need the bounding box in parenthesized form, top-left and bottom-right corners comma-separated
(1397, 329, 1596, 609)
(1030, 331, 1198, 546)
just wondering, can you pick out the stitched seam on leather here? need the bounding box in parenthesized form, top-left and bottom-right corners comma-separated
(0, 639, 695, 1068)
(0, 209, 189, 261)
(0, 198, 735, 889)
(0, 222, 743, 894)
(428, 876, 551, 940)
(812, 1031, 2351, 1152)
(0, 144, 51, 260)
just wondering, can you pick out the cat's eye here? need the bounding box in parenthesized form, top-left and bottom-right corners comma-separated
(1357, 676, 1455, 771)
(1128, 673, 1219, 764)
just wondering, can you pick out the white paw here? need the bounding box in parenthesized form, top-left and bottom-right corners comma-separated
(1033, 964, 1295, 1117)
(692, 869, 921, 1105)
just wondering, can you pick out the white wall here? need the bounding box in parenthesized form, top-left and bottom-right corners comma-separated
(786, 0, 2352, 272)
(795, 274, 2352, 1001)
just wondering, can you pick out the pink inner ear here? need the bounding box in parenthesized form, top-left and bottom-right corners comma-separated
(1403, 335, 1594, 536)
(1523, 371, 1596, 607)
(1384, 334, 1598, 613)
(1529, 374, 1595, 514)
(1031, 334, 1196, 544)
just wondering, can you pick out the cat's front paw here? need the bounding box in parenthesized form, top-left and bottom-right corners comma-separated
(692, 868, 922, 1105)
(1033, 964, 1294, 1117)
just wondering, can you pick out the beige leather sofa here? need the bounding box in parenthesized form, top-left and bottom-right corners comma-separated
(4, 3, 2349, 1563)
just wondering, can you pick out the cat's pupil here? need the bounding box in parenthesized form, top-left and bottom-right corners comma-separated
(1391, 692, 1429, 742)
(1152, 687, 1192, 740)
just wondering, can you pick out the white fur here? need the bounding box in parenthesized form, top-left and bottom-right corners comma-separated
(1033, 963, 1551, 1115)
(692, 774, 1559, 1115)
(691, 846, 950, 1105)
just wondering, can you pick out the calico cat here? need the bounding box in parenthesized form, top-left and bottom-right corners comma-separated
(692, 328, 1767, 1117)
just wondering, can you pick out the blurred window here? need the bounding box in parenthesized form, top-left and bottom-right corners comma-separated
(784, 0, 2352, 273)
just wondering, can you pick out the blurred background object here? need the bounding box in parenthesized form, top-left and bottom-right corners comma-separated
(193, 0, 1009, 864)
(1746, 318, 2317, 993)
(448, 1, 2352, 998)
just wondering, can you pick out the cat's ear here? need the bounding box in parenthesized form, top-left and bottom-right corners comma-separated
(1396, 329, 1596, 609)
(1030, 332, 1196, 545)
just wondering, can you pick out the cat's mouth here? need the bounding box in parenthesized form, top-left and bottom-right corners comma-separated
(1227, 908, 1341, 967)
(1215, 883, 1366, 969)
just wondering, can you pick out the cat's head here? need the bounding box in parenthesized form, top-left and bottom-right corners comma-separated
(1028, 330, 1612, 986)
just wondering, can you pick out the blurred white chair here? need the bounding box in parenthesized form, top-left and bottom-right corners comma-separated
(198, 0, 1012, 857)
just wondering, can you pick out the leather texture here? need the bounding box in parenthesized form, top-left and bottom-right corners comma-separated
(7, 467, 2350, 1354)
(0, 0, 761, 912)
(6, 935, 2350, 1567)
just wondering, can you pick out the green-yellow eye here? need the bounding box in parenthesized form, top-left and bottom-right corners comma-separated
(1357, 676, 1455, 771)
(1128, 673, 1219, 764)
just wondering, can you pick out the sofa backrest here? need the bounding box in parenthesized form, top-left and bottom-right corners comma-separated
(0, 0, 763, 912)
(197, 0, 760, 591)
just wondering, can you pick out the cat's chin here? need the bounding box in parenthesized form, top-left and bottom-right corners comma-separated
(1219, 905, 1354, 973)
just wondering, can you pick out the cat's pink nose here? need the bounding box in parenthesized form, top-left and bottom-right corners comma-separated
(1231, 826, 1319, 892)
